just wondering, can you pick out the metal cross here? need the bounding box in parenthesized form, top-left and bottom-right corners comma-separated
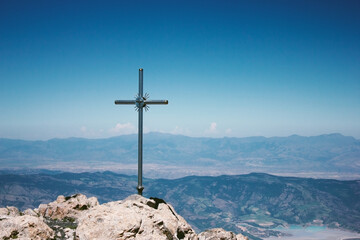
(114, 68, 168, 195)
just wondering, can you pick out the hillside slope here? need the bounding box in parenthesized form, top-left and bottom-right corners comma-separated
(0, 171, 359, 238)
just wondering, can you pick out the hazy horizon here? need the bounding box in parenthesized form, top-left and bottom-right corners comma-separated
(1, 131, 359, 142)
(0, 132, 359, 142)
(1, 132, 359, 180)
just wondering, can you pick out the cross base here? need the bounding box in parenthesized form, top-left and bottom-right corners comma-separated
(137, 185, 144, 196)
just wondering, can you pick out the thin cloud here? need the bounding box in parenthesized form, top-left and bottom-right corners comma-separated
(110, 122, 136, 135)
(209, 122, 217, 132)
(80, 126, 87, 133)
(205, 122, 218, 135)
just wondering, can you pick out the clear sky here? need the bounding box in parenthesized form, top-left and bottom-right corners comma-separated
(0, 0, 359, 140)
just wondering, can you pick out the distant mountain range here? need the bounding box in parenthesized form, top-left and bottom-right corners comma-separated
(0, 133, 359, 179)
(0, 171, 359, 239)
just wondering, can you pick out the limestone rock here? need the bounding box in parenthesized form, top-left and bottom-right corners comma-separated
(198, 228, 248, 240)
(76, 194, 197, 240)
(0, 194, 249, 240)
(0, 215, 54, 240)
(236, 233, 248, 240)
(0, 207, 7, 216)
(0, 206, 20, 217)
(64, 227, 76, 239)
(23, 208, 38, 217)
(37, 193, 99, 220)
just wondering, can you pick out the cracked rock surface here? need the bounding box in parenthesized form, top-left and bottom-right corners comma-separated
(76, 194, 197, 240)
(0, 215, 54, 240)
(37, 193, 99, 220)
(198, 228, 248, 240)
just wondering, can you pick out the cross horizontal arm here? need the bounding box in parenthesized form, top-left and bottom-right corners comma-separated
(145, 100, 168, 105)
(115, 100, 136, 104)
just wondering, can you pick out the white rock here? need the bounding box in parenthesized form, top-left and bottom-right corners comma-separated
(1, 194, 249, 240)
(236, 233, 249, 240)
(64, 227, 76, 239)
(23, 208, 38, 217)
(76, 195, 197, 240)
(0, 215, 54, 240)
(198, 228, 248, 240)
(37, 193, 99, 220)
(0, 207, 8, 216)
(57, 195, 66, 203)
(0, 206, 20, 217)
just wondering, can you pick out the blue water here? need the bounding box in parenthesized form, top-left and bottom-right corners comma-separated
(266, 225, 360, 240)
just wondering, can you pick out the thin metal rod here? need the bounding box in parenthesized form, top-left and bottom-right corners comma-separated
(137, 107, 144, 195)
(145, 100, 169, 104)
(139, 68, 143, 97)
(114, 100, 136, 104)
(137, 68, 144, 195)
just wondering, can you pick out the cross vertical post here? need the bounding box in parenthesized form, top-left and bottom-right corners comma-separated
(115, 68, 168, 195)
(137, 69, 144, 195)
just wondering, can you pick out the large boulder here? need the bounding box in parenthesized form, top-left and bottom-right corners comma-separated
(0, 215, 54, 240)
(0, 206, 21, 217)
(76, 195, 197, 240)
(37, 193, 99, 220)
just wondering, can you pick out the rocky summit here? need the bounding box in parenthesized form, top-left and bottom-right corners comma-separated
(0, 194, 248, 240)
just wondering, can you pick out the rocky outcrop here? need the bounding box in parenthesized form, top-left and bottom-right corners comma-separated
(76, 195, 197, 239)
(0, 206, 20, 217)
(0, 215, 54, 240)
(37, 193, 99, 220)
(0, 194, 248, 240)
(198, 228, 248, 240)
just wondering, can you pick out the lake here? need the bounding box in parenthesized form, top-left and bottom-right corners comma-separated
(265, 226, 360, 240)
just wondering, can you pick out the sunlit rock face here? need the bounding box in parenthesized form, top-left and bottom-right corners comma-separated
(37, 193, 99, 220)
(0, 214, 54, 240)
(76, 195, 197, 240)
(198, 228, 248, 240)
(0, 194, 248, 240)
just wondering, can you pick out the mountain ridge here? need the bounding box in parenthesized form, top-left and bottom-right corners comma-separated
(1, 132, 359, 180)
(0, 132, 357, 142)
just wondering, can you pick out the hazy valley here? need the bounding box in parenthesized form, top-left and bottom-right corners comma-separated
(1, 133, 359, 180)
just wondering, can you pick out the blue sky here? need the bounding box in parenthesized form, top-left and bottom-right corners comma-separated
(0, 0, 359, 140)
